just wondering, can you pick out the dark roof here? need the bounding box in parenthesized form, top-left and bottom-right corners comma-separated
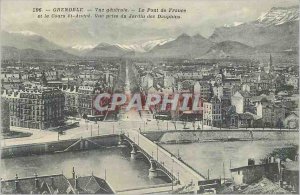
(230, 163, 278, 172)
(239, 91, 251, 98)
(68, 175, 114, 194)
(223, 105, 236, 113)
(224, 78, 241, 82)
(208, 96, 221, 103)
(238, 112, 255, 120)
(1, 174, 114, 194)
(1, 174, 70, 194)
(240, 177, 289, 194)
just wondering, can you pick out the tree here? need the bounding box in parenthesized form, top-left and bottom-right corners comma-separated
(276, 119, 283, 129)
(82, 113, 88, 119)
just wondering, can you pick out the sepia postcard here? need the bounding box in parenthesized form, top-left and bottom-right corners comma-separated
(0, 0, 299, 194)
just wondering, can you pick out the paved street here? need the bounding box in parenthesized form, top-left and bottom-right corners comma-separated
(1, 117, 292, 147)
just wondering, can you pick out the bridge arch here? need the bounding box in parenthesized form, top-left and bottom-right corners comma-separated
(121, 137, 152, 163)
(120, 136, 174, 181)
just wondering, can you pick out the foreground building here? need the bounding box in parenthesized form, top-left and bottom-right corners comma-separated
(1, 93, 10, 134)
(8, 86, 65, 130)
(1, 171, 114, 194)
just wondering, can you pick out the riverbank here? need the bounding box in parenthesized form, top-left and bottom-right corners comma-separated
(1, 134, 119, 159)
(143, 130, 299, 144)
(2, 131, 32, 139)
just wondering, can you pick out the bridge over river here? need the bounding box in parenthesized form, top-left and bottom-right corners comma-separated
(120, 130, 206, 192)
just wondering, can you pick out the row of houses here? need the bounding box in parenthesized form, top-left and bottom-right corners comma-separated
(1, 168, 114, 194)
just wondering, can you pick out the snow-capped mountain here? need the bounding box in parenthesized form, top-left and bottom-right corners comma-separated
(8, 30, 40, 36)
(116, 38, 175, 53)
(144, 33, 213, 58)
(209, 6, 299, 50)
(73, 38, 175, 53)
(257, 6, 299, 26)
(1, 30, 64, 51)
(71, 44, 97, 51)
(1, 30, 79, 60)
(223, 22, 244, 28)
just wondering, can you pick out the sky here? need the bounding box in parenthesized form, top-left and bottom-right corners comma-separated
(1, 0, 298, 47)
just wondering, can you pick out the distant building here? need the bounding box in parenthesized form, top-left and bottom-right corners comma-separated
(230, 112, 259, 128)
(231, 91, 251, 114)
(242, 83, 257, 96)
(194, 81, 201, 94)
(193, 81, 212, 101)
(203, 96, 222, 127)
(63, 87, 79, 116)
(256, 100, 285, 127)
(78, 85, 99, 117)
(283, 112, 298, 129)
(212, 84, 223, 100)
(78, 82, 110, 119)
(286, 76, 299, 91)
(141, 73, 154, 90)
(163, 75, 175, 88)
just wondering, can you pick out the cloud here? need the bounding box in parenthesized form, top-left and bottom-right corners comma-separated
(1, 0, 298, 47)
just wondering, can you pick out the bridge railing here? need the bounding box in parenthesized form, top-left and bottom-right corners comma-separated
(158, 144, 206, 179)
(139, 131, 205, 180)
(124, 130, 205, 185)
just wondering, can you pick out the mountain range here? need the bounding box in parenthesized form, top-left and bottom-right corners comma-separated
(1, 6, 298, 61)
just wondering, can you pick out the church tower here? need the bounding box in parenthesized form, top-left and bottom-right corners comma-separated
(264, 54, 272, 74)
(267, 53, 273, 73)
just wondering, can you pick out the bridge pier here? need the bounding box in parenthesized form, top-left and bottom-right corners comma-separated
(118, 134, 124, 145)
(85, 140, 89, 149)
(130, 143, 138, 160)
(80, 139, 84, 150)
(148, 159, 158, 178)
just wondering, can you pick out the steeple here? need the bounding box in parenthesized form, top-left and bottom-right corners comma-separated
(269, 53, 272, 67)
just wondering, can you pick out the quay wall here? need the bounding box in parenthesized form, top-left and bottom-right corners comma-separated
(1, 134, 119, 159)
(142, 130, 299, 143)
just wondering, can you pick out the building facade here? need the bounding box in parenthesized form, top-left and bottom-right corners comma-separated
(63, 87, 79, 116)
(1, 94, 10, 134)
(256, 101, 285, 127)
(203, 96, 222, 127)
(9, 86, 65, 130)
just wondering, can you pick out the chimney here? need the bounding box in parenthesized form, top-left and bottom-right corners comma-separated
(279, 180, 283, 188)
(15, 174, 19, 191)
(34, 173, 39, 189)
(248, 158, 255, 166)
(72, 167, 75, 179)
(50, 177, 54, 186)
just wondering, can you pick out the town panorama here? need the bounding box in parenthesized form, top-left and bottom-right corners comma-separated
(1, 0, 299, 194)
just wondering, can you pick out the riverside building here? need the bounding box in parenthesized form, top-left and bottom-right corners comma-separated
(8, 86, 65, 130)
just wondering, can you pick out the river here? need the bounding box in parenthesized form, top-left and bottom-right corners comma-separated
(162, 139, 298, 180)
(1, 146, 169, 191)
